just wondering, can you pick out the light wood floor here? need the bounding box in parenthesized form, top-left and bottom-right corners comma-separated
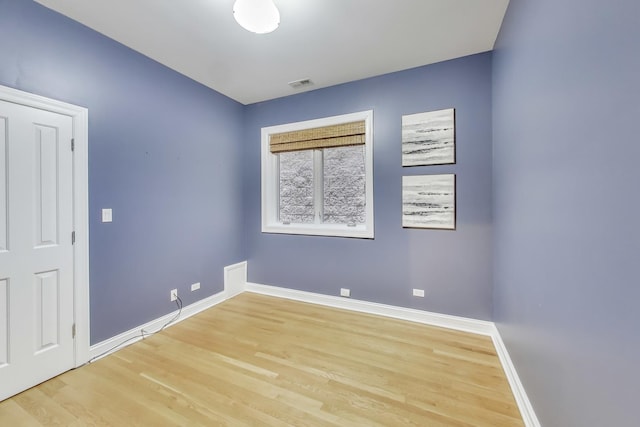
(0, 293, 524, 426)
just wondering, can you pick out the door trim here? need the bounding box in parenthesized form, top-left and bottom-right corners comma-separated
(0, 85, 89, 366)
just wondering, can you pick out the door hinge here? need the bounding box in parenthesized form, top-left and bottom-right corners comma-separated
(72, 324, 76, 339)
(72, 231, 76, 245)
(71, 138, 75, 151)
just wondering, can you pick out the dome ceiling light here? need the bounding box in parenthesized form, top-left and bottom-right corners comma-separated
(233, 0, 280, 34)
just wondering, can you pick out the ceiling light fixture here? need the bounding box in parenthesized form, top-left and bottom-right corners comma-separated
(233, 0, 280, 34)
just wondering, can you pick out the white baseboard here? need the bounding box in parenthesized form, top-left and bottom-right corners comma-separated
(89, 289, 232, 361)
(245, 282, 495, 336)
(491, 329, 541, 427)
(90, 261, 253, 360)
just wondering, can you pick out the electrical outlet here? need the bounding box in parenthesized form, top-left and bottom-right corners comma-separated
(340, 288, 351, 297)
(101, 208, 112, 223)
(191, 282, 200, 291)
(412, 288, 425, 297)
(170, 289, 178, 302)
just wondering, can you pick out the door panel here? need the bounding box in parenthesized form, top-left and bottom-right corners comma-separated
(0, 99, 74, 401)
(35, 125, 60, 247)
(35, 269, 60, 353)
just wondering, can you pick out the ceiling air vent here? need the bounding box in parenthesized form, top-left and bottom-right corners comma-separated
(288, 78, 314, 89)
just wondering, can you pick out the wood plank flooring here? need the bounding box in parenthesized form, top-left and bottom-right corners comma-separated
(0, 293, 524, 426)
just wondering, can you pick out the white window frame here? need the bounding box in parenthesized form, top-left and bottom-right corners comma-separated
(261, 110, 374, 239)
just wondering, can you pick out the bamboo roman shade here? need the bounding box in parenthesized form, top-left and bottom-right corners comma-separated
(270, 120, 365, 153)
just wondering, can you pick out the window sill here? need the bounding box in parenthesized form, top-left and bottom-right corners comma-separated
(262, 223, 374, 239)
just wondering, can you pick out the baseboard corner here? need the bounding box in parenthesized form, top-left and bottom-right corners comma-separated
(490, 327, 541, 427)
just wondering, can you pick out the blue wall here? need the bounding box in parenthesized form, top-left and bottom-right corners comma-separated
(244, 53, 494, 320)
(492, 0, 640, 425)
(0, 0, 245, 343)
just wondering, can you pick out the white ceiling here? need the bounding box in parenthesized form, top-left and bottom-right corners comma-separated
(34, 0, 510, 105)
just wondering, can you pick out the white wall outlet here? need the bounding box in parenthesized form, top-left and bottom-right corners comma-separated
(170, 289, 178, 302)
(101, 208, 112, 223)
(191, 282, 200, 291)
(412, 288, 425, 297)
(340, 288, 351, 297)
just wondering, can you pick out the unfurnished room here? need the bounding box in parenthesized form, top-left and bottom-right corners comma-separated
(0, 0, 638, 426)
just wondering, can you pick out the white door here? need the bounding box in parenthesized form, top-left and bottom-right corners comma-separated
(0, 99, 75, 401)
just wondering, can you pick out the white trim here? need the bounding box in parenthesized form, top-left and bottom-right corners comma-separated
(72, 100, 90, 366)
(261, 110, 374, 239)
(0, 85, 90, 367)
(244, 281, 539, 426)
(491, 327, 542, 427)
(245, 282, 495, 336)
(89, 289, 231, 361)
(261, 222, 373, 239)
(224, 261, 247, 298)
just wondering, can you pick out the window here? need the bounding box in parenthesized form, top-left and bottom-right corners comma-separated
(261, 110, 374, 238)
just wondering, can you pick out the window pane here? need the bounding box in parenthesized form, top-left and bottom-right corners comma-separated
(323, 145, 366, 224)
(279, 150, 314, 223)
